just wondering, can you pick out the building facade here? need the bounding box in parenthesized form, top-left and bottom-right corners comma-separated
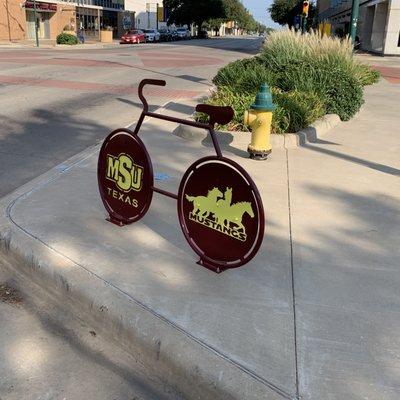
(318, 0, 400, 55)
(0, 0, 161, 42)
(126, 0, 165, 30)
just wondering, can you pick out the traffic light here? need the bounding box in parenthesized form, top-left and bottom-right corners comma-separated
(302, 1, 309, 16)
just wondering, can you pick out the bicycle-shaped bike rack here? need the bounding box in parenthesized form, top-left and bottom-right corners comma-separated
(98, 79, 265, 273)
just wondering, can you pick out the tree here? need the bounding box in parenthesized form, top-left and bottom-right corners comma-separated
(163, 0, 226, 31)
(256, 24, 271, 34)
(203, 0, 261, 36)
(204, 18, 225, 35)
(269, 0, 316, 28)
(214, 0, 259, 33)
(269, 0, 299, 28)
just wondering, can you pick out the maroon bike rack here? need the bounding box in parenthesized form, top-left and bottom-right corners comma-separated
(98, 79, 265, 273)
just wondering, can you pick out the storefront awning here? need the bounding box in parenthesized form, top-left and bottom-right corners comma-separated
(24, 2, 57, 12)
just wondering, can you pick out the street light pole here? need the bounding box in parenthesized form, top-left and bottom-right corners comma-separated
(146, 2, 150, 29)
(301, 15, 306, 34)
(156, 3, 159, 31)
(76, 0, 79, 38)
(33, 0, 39, 47)
(349, 0, 360, 45)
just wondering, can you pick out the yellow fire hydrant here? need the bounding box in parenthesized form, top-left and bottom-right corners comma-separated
(244, 84, 276, 160)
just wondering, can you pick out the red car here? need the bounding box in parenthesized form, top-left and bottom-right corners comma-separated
(120, 30, 146, 44)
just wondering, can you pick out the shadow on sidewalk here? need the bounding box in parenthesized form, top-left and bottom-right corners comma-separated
(302, 143, 400, 176)
(292, 183, 400, 399)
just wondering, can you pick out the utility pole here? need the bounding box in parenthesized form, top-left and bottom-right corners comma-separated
(76, 0, 79, 38)
(156, 3, 159, 30)
(146, 3, 150, 29)
(301, 15, 306, 34)
(349, 0, 360, 45)
(33, 0, 39, 47)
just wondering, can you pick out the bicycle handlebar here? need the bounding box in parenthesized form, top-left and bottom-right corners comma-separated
(134, 78, 228, 158)
(138, 79, 166, 112)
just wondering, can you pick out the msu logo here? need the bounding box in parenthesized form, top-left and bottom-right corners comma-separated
(106, 153, 143, 192)
(105, 153, 144, 208)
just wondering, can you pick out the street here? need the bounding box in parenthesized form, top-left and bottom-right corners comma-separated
(0, 280, 167, 400)
(0, 37, 262, 197)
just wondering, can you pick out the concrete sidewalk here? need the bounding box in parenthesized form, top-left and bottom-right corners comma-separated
(1, 76, 399, 399)
(290, 76, 400, 398)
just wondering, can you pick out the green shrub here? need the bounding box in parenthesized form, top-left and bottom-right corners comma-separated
(202, 29, 380, 132)
(259, 30, 365, 120)
(273, 90, 326, 133)
(311, 57, 364, 120)
(196, 86, 326, 134)
(213, 57, 275, 93)
(57, 33, 78, 45)
(196, 87, 255, 131)
(351, 62, 380, 86)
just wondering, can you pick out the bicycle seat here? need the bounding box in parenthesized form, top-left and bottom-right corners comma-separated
(195, 104, 234, 126)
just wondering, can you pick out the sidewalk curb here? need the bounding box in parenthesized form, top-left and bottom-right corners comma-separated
(288, 113, 341, 148)
(0, 129, 294, 400)
(173, 114, 341, 150)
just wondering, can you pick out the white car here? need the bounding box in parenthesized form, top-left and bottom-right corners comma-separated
(144, 29, 160, 42)
(176, 28, 191, 40)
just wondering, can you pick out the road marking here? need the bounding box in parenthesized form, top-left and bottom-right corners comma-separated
(0, 74, 201, 97)
(140, 58, 221, 67)
(0, 57, 130, 68)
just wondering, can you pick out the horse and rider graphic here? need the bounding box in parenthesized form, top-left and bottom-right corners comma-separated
(185, 187, 254, 233)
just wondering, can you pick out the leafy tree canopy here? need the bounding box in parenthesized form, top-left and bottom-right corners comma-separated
(163, 0, 226, 29)
(204, 0, 260, 33)
(269, 0, 316, 28)
(164, 0, 262, 33)
(224, 0, 257, 31)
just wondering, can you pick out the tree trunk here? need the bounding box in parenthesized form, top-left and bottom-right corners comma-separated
(196, 20, 204, 35)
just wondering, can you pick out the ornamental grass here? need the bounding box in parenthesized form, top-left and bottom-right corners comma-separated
(203, 29, 380, 132)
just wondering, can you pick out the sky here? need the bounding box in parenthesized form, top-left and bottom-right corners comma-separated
(242, 0, 281, 28)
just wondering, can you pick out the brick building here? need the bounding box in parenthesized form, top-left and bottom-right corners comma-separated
(0, 0, 160, 43)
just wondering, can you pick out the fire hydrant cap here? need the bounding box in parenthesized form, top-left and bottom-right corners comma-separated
(250, 84, 276, 111)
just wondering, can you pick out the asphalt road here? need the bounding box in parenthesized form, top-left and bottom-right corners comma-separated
(0, 36, 262, 198)
(0, 278, 169, 400)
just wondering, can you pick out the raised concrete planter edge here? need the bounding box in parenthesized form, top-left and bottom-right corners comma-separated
(173, 113, 341, 149)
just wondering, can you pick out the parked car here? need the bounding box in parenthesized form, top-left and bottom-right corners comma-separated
(144, 29, 160, 42)
(120, 30, 146, 44)
(176, 28, 191, 40)
(170, 29, 178, 41)
(159, 28, 173, 41)
(198, 30, 209, 39)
